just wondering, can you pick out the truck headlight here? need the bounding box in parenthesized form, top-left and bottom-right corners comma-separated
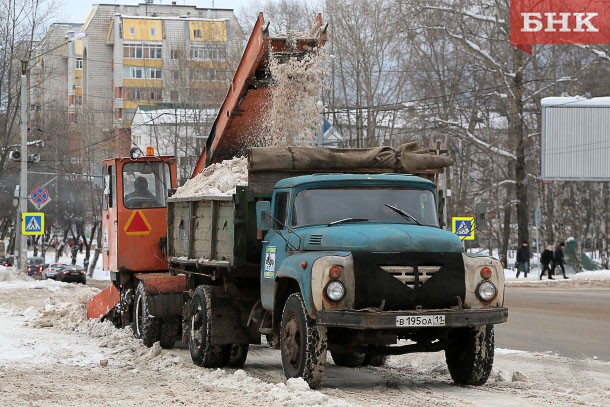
(476, 281, 497, 302)
(325, 281, 345, 302)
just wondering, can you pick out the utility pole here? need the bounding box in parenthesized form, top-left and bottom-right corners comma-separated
(18, 61, 28, 272)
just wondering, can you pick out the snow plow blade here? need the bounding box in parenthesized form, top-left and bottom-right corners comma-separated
(86, 284, 120, 320)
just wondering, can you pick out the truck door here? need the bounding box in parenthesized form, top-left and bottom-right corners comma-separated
(260, 190, 291, 311)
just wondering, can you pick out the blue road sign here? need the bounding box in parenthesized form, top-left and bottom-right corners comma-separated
(23, 212, 44, 235)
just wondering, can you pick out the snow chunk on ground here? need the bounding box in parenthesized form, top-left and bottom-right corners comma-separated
(174, 157, 247, 198)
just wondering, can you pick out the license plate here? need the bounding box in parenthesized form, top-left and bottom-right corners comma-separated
(396, 315, 445, 327)
(71, 272, 80, 275)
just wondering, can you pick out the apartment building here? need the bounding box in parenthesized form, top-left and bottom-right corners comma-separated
(32, 1, 244, 168)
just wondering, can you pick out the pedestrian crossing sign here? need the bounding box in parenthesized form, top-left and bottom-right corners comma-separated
(22, 212, 45, 236)
(452, 217, 475, 241)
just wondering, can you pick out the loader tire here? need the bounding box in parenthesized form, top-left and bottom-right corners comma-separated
(132, 281, 160, 347)
(189, 286, 224, 368)
(280, 293, 327, 388)
(445, 324, 494, 385)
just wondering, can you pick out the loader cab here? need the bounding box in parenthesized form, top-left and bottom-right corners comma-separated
(102, 150, 177, 275)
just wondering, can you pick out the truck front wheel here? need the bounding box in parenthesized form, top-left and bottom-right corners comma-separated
(280, 293, 327, 388)
(445, 325, 494, 385)
(132, 281, 160, 347)
(189, 286, 224, 368)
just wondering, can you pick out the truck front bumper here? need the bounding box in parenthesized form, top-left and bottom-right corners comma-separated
(316, 307, 508, 330)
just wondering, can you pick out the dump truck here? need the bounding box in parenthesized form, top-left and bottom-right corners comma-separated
(86, 13, 507, 388)
(166, 145, 507, 388)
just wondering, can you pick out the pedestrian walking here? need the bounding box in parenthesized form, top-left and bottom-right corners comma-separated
(551, 241, 569, 279)
(516, 241, 530, 278)
(539, 245, 554, 280)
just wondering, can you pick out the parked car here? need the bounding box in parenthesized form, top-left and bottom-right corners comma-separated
(27, 257, 45, 278)
(42, 263, 68, 280)
(0, 255, 15, 267)
(55, 264, 86, 284)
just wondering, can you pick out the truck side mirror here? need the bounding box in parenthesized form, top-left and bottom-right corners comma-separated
(256, 201, 272, 231)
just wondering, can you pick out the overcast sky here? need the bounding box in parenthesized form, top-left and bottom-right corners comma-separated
(56, 0, 248, 24)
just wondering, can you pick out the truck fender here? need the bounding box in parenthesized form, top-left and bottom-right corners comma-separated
(273, 252, 352, 327)
(462, 254, 505, 308)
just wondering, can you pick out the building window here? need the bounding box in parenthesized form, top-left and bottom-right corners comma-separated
(75, 58, 83, 69)
(129, 27, 135, 36)
(75, 96, 83, 105)
(147, 67, 162, 79)
(190, 69, 224, 82)
(170, 49, 178, 59)
(150, 27, 155, 36)
(170, 91, 179, 101)
(143, 44, 162, 59)
(172, 70, 179, 80)
(124, 88, 163, 101)
(193, 29, 202, 38)
(124, 44, 143, 59)
(124, 66, 144, 78)
(189, 44, 227, 61)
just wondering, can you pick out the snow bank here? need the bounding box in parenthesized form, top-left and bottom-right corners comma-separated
(174, 156, 247, 198)
(0, 267, 29, 282)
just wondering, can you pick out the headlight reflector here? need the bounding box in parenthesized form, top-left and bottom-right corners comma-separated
(477, 281, 497, 302)
(325, 281, 345, 301)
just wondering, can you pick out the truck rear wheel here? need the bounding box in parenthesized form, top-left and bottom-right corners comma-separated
(445, 325, 494, 385)
(280, 293, 327, 388)
(159, 317, 179, 349)
(189, 286, 224, 368)
(132, 281, 160, 347)
(331, 351, 366, 367)
(222, 344, 249, 368)
(363, 354, 387, 367)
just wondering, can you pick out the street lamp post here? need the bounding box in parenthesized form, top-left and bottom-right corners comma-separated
(18, 60, 28, 272)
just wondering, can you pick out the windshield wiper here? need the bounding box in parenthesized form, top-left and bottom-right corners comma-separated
(327, 217, 369, 227)
(384, 204, 422, 226)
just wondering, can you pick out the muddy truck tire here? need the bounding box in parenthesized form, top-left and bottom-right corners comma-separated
(223, 344, 249, 368)
(159, 317, 179, 349)
(280, 293, 327, 388)
(331, 351, 366, 367)
(445, 324, 494, 385)
(189, 286, 225, 368)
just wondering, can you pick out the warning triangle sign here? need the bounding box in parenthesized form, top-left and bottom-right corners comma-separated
(124, 210, 152, 235)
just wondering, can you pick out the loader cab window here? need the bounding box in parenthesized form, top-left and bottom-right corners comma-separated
(273, 192, 289, 230)
(103, 165, 114, 209)
(122, 162, 171, 209)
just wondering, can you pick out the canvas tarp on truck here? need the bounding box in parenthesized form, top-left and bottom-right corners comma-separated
(247, 142, 453, 195)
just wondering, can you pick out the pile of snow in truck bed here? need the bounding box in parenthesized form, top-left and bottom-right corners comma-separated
(173, 157, 247, 198)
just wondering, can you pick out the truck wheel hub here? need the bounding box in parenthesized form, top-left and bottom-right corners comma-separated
(284, 316, 300, 365)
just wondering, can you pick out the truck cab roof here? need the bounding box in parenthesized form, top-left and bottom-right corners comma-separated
(273, 173, 436, 190)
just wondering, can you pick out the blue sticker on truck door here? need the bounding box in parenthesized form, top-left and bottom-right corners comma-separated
(264, 246, 276, 278)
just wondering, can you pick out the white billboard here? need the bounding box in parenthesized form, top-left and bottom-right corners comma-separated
(541, 96, 610, 181)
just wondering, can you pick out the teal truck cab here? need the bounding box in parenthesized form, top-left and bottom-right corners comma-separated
(167, 146, 507, 389)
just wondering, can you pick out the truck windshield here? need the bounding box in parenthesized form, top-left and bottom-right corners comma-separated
(123, 162, 171, 209)
(292, 187, 438, 227)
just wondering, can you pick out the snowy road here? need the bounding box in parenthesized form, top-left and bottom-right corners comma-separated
(1, 268, 609, 406)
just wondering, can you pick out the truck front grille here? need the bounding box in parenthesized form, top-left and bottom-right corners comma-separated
(380, 265, 441, 287)
(351, 251, 465, 311)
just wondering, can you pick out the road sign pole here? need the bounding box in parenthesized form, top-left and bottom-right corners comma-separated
(18, 63, 28, 273)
